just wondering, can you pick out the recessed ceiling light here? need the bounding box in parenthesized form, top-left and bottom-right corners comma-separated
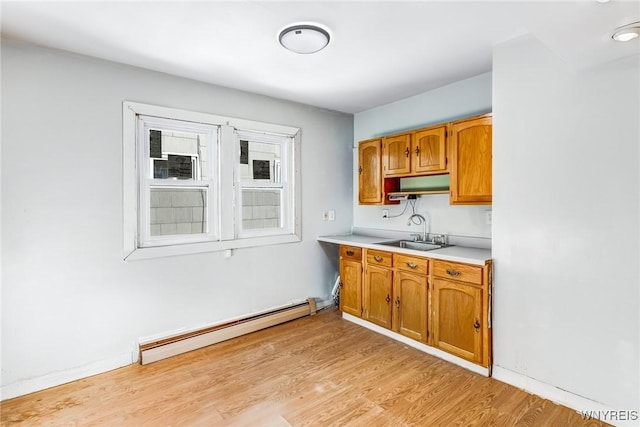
(279, 24, 330, 54)
(612, 22, 640, 42)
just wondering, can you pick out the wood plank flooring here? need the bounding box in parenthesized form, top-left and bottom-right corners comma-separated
(1, 307, 608, 426)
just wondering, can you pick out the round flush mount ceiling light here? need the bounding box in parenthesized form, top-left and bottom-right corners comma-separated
(612, 22, 640, 42)
(279, 24, 330, 54)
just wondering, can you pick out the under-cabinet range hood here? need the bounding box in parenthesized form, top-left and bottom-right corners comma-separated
(388, 174, 450, 199)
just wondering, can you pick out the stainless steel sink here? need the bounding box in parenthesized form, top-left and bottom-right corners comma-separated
(378, 240, 452, 251)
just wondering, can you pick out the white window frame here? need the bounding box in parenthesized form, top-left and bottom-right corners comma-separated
(235, 130, 294, 239)
(123, 102, 301, 261)
(138, 115, 218, 247)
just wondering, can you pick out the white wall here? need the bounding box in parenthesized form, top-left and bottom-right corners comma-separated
(493, 35, 639, 412)
(353, 73, 493, 239)
(0, 41, 353, 396)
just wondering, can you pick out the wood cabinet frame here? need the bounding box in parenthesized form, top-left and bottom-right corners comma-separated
(340, 245, 492, 368)
(357, 113, 491, 206)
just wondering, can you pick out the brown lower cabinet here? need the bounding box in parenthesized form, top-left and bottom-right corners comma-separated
(339, 244, 492, 368)
(339, 246, 362, 317)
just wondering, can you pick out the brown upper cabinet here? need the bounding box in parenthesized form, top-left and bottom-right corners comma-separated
(449, 115, 492, 205)
(358, 138, 383, 204)
(357, 113, 491, 206)
(382, 126, 447, 178)
(413, 125, 447, 174)
(382, 133, 412, 176)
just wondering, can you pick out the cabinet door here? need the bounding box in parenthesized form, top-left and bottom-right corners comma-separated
(382, 134, 411, 176)
(412, 126, 447, 174)
(364, 265, 393, 329)
(339, 259, 362, 317)
(393, 271, 427, 342)
(432, 278, 483, 363)
(358, 139, 382, 204)
(449, 116, 492, 204)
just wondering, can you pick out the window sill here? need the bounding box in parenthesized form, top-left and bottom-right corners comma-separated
(124, 234, 301, 261)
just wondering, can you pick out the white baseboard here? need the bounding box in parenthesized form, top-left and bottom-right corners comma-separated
(492, 366, 635, 427)
(342, 313, 490, 377)
(0, 353, 132, 401)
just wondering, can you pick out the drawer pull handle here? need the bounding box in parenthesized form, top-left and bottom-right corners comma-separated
(404, 147, 410, 157)
(474, 319, 480, 332)
(406, 262, 418, 269)
(446, 269, 461, 277)
(346, 250, 355, 256)
(374, 255, 383, 262)
(385, 294, 391, 304)
(339, 281, 343, 288)
(395, 297, 400, 308)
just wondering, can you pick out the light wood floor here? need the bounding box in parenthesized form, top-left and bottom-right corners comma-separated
(1, 307, 607, 426)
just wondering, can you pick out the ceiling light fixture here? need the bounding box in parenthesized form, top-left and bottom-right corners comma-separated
(611, 22, 640, 42)
(279, 24, 330, 54)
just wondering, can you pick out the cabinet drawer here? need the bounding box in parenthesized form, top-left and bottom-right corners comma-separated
(432, 260, 482, 285)
(366, 249, 393, 267)
(340, 245, 362, 260)
(394, 254, 428, 274)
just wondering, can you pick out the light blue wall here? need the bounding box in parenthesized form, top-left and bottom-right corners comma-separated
(352, 73, 492, 238)
(354, 72, 491, 144)
(492, 35, 639, 411)
(0, 40, 354, 398)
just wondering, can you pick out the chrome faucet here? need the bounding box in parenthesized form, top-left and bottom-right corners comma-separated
(407, 213, 428, 242)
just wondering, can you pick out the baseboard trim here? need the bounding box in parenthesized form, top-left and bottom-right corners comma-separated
(342, 313, 490, 377)
(0, 353, 132, 402)
(139, 298, 317, 365)
(492, 366, 632, 427)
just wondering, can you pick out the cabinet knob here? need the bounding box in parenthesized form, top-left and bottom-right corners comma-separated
(374, 255, 383, 262)
(346, 250, 354, 256)
(385, 294, 391, 304)
(474, 319, 480, 332)
(404, 147, 410, 157)
(358, 166, 363, 174)
(339, 281, 343, 288)
(395, 297, 400, 308)
(415, 146, 420, 156)
(446, 269, 461, 277)
(406, 262, 418, 269)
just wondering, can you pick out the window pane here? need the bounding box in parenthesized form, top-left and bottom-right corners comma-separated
(242, 188, 282, 230)
(150, 188, 207, 236)
(148, 129, 209, 180)
(239, 140, 282, 183)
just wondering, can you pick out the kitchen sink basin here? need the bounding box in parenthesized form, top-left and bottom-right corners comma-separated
(378, 240, 452, 251)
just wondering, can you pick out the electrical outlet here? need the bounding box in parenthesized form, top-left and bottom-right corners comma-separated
(382, 209, 389, 219)
(485, 210, 492, 225)
(328, 210, 335, 221)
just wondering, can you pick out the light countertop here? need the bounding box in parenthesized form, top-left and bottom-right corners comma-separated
(318, 233, 491, 266)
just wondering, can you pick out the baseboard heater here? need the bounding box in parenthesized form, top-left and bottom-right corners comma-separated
(139, 298, 317, 365)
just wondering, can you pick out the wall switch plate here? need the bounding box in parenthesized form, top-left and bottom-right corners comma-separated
(382, 209, 389, 219)
(322, 211, 329, 221)
(328, 210, 335, 221)
(485, 210, 492, 225)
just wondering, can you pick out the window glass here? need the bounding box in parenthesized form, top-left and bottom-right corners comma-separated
(238, 140, 282, 183)
(149, 188, 208, 236)
(241, 188, 282, 230)
(147, 129, 209, 180)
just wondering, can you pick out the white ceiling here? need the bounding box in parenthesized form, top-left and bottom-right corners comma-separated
(1, 1, 639, 114)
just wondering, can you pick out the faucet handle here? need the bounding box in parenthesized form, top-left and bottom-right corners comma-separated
(434, 234, 447, 245)
(410, 233, 422, 242)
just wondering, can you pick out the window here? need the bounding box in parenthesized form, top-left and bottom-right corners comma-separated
(236, 131, 293, 238)
(123, 102, 301, 260)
